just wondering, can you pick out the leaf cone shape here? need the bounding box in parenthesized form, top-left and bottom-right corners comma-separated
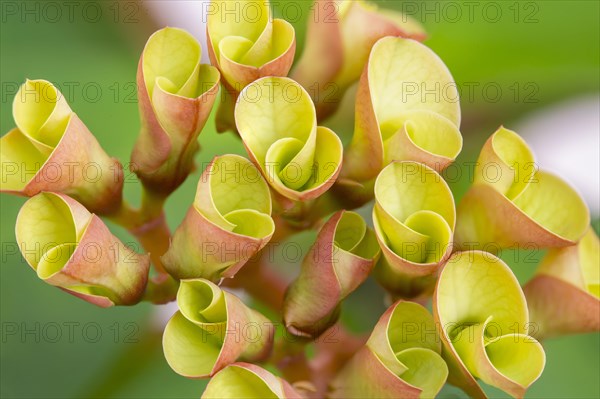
(433, 251, 546, 399)
(455, 127, 589, 250)
(292, 0, 425, 120)
(372, 161, 455, 299)
(342, 36, 462, 187)
(283, 210, 380, 338)
(202, 363, 302, 398)
(15, 192, 150, 307)
(524, 227, 600, 339)
(207, 0, 296, 132)
(235, 77, 343, 202)
(1, 80, 124, 214)
(162, 154, 275, 280)
(131, 27, 220, 195)
(163, 279, 274, 378)
(330, 301, 448, 399)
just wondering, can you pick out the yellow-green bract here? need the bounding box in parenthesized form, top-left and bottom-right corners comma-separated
(434, 251, 545, 399)
(373, 161, 455, 299)
(207, 0, 296, 132)
(132, 27, 220, 194)
(202, 363, 302, 398)
(293, 0, 425, 120)
(524, 227, 600, 339)
(15, 192, 150, 307)
(1, 80, 124, 214)
(235, 76, 343, 202)
(342, 36, 462, 186)
(331, 301, 448, 399)
(162, 154, 274, 281)
(163, 279, 273, 378)
(283, 210, 380, 338)
(455, 127, 589, 250)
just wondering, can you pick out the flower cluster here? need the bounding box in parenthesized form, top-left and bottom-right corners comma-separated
(1, 0, 597, 398)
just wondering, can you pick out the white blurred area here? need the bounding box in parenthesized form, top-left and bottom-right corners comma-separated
(143, 0, 210, 63)
(517, 95, 600, 217)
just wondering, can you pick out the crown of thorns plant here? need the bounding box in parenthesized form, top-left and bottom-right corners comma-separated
(1, 1, 598, 398)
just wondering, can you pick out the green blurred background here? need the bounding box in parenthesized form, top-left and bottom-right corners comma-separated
(1, 1, 598, 398)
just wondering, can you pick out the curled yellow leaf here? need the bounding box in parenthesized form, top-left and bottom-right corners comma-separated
(2, 80, 124, 214)
(163, 279, 273, 378)
(235, 77, 343, 202)
(15, 192, 149, 307)
(132, 27, 220, 194)
(455, 127, 589, 250)
(207, 0, 296, 132)
(373, 161, 455, 299)
(331, 301, 448, 399)
(343, 36, 462, 185)
(434, 251, 545, 399)
(162, 154, 274, 280)
(524, 227, 600, 339)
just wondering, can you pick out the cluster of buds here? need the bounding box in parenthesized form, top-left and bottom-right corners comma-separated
(1, 0, 597, 398)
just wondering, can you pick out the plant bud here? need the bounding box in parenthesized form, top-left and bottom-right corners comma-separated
(202, 363, 302, 398)
(292, 0, 426, 120)
(207, 0, 296, 132)
(331, 301, 448, 399)
(372, 161, 455, 299)
(284, 210, 380, 338)
(235, 77, 343, 202)
(163, 279, 273, 378)
(15, 192, 150, 307)
(2, 80, 124, 214)
(433, 251, 546, 398)
(342, 37, 462, 187)
(162, 154, 275, 280)
(131, 27, 220, 194)
(455, 127, 590, 250)
(524, 228, 599, 339)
